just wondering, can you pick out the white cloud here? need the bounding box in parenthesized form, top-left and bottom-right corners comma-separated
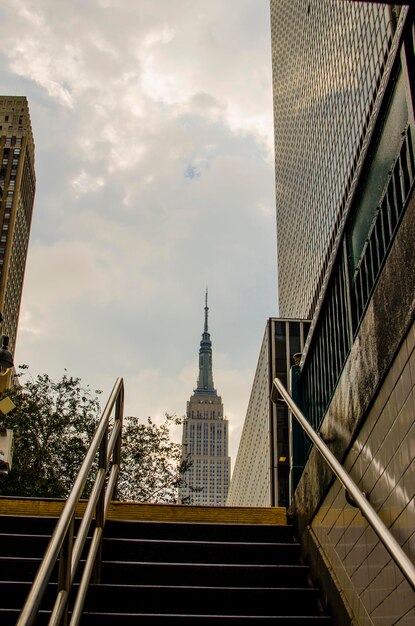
(2, 0, 277, 464)
(72, 171, 105, 195)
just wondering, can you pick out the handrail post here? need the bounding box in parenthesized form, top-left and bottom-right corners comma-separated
(111, 384, 124, 500)
(58, 515, 75, 626)
(91, 425, 108, 584)
(17, 377, 124, 626)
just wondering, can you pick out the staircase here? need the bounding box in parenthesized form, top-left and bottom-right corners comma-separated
(0, 500, 332, 624)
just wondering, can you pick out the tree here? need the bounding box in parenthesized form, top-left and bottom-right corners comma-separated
(117, 414, 195, 504)
(0, 366, 101, 498)
(0, 367, 195, 503)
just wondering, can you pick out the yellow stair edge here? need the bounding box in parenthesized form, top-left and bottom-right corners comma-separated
(0, 497, 287, 525)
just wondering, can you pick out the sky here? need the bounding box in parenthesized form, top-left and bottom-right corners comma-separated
(0, 0, 278, 467)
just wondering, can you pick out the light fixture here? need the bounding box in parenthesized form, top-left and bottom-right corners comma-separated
(0, 335, 13, 372)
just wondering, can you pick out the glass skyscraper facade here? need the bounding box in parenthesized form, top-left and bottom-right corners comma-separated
(271, 0, 394, 319)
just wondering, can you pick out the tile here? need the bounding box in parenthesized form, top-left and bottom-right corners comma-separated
(361, 558, 402, 614)
(345, 442, 361, 471)
(352, 556, 376, 594)
(406, 322, 415, 357)
(352, 453, 373, 488)
(387, 386, 400, 425)
(408, 343, 415, 387)
(367, 405, 396, 458)
(345, 529, 375, 575)
(395, 339, 409, 378)
(396, 365, 412, 414)
(370, 579, 414, 625)
(382, 462, 415, 527)
(397, 423, 415, 472)
(376, 382, 393, 416)
(391, 499, 415, 546)
(349, 526, 381, 583)
(394, 606, 415, 625)
(348, 587, 372, 626)
(402, 524, 415, 562)
(370, 452, 413, 519)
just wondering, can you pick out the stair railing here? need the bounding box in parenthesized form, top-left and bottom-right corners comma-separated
(17, 376, 125, 626)
(271, 376, 415, 591)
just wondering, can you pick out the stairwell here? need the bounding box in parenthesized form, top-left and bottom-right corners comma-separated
(0, 499, 332, 624)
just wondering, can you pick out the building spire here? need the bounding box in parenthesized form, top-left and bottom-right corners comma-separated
(195, 289, 216, 395)
(204, 287, 209, 333)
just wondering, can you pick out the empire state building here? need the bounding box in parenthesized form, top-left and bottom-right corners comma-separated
(179, 292, 230, 506)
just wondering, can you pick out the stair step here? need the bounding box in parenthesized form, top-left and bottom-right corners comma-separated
(84, 584, 321, 615)
(0, 581, 57, 610)
(81, 613, 332, 625)
(102, 538, 301, 565)
(104, 520, 294, 543)
(0, 609, 332, 626)
(0, 533, 51, 557)
(0, 557, 51, 582)
(0, 505, 332, 624)
(0, 499, 286, 526)
(0, 515, 58, 535)
(100, 560, 310, 587)
(0, 582, 324, 618)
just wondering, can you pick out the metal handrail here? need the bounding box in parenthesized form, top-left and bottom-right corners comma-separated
(271, 376, 415, 591)
(17, 376, 125, 626)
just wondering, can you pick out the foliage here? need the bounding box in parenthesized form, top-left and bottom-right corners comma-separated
(0, 366, 101, 498)
(117, 413, 195, 504)
(0, 367, 195, 503)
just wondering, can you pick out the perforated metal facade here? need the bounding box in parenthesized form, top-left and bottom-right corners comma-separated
(271, 0, 393, 318)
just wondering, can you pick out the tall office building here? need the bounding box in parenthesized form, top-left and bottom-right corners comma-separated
(271, 1, 395, 319)
(179, 293, 230, 506)
(261, 2, 415, 623)
(0, 97, 35, 354)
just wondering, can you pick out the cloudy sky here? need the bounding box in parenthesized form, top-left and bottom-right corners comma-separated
(0, 0, 277, 466)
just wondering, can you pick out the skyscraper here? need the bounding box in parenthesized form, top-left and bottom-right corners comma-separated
(0, 96, 35, 354)
(179, 292, 230, 506)
(271, 1, 395, 319)
(229, 3, 414, 622)
(264, 2, 415, 623)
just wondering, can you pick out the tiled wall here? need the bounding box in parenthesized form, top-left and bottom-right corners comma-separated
(312, 320, 415, 625)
